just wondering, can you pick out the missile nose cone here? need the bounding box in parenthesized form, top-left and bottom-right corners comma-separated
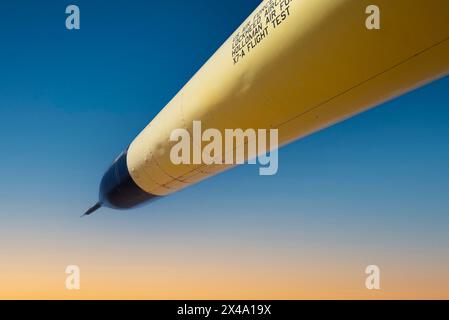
(98, 150, 159, 211)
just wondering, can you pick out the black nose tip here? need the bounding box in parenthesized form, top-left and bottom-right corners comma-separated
(82, 202, 102, 217)
(99, 151, 159, 210)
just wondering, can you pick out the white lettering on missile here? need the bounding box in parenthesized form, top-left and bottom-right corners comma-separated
(366, 5, 381, 30)
(170, 121, 279, 176)
(365, 265, 381, 290)
(65, 265, 81, 290)
(66, 5, 80, 30)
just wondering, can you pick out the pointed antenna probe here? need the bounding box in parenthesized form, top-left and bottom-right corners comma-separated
(82, 202, 102, 217)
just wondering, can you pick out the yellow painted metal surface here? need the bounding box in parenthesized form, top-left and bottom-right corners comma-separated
(127, 0, 449, 196)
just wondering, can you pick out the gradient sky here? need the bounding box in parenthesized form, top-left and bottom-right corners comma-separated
(0, 1, 449, 299)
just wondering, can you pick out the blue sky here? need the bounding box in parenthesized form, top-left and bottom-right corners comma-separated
(0, 0, 449, 298)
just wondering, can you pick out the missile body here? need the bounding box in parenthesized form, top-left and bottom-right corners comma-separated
(86, 0, 449, 215)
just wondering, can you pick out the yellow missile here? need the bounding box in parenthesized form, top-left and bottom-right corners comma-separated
(85, 0, 449, 215)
